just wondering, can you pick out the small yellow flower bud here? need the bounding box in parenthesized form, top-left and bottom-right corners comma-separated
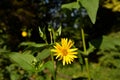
(21, 31, 27, 37)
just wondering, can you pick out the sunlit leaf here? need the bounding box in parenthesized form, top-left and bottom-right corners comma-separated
(79, 0, 99, 24)
(61, 2, 80, 10)
(36, 49, 51, 60)
(38, 27, 47, 41)
(56, 26, 62, 36)
(38, 27, 44, 38)
(9, 52, 36, 72)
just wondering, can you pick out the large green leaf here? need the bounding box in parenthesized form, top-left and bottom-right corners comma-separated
(79, 0, 99, 24)
(100, 36, 120, 50)
(90, 36, 120, 50)
(9, 52, 36, 72)
(36, 49, 51, 60)
(61, 2, 80, 10)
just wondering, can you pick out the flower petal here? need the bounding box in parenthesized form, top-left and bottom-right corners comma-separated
(69, 48, 78, 52)
(67, 40, 74, 48)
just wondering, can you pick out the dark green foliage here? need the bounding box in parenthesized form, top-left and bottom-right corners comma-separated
(0, 0, 120, 80)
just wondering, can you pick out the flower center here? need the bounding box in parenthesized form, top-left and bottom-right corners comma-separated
(62, 49, 68, 56)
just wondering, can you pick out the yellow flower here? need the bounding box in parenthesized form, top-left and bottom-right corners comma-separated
(51, 38, 78, 65)
(21, 31, 27, 37)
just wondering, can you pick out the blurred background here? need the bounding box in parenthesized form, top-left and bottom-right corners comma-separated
(0, 0, 120, 80)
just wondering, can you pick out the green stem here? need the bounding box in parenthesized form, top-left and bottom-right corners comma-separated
(81, 28, 87, 55)
(85, 58, 91, 80)
(50, 30, 53, 44)
(50, 52, 56, 80)
(81, 28, 91, 80)
(50, 30, 56, 80)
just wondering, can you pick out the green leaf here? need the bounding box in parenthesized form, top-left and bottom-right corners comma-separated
(0, 48, 9, 53)
(79, 0, 99, 24)
(77, 50, 84, 71)
(77, 50, 83, 65)
(61, 2, 80, 10)
(36, 49, 51, 60)
(9, 52, 36, 72)
(56, 26, 62, 36)
(37, 61, 45, 72)
(6, 64, 20, 80)
(100, 36, 120, 50)
(10, 72, 20, 80)
(90, 36, 120, 50)
(20, 42, 47, 48)
(38, 27, 44, 38)
(86, 42, 96, 54)
(44, 61, 54, 76)
(38, 27, 47, 41)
